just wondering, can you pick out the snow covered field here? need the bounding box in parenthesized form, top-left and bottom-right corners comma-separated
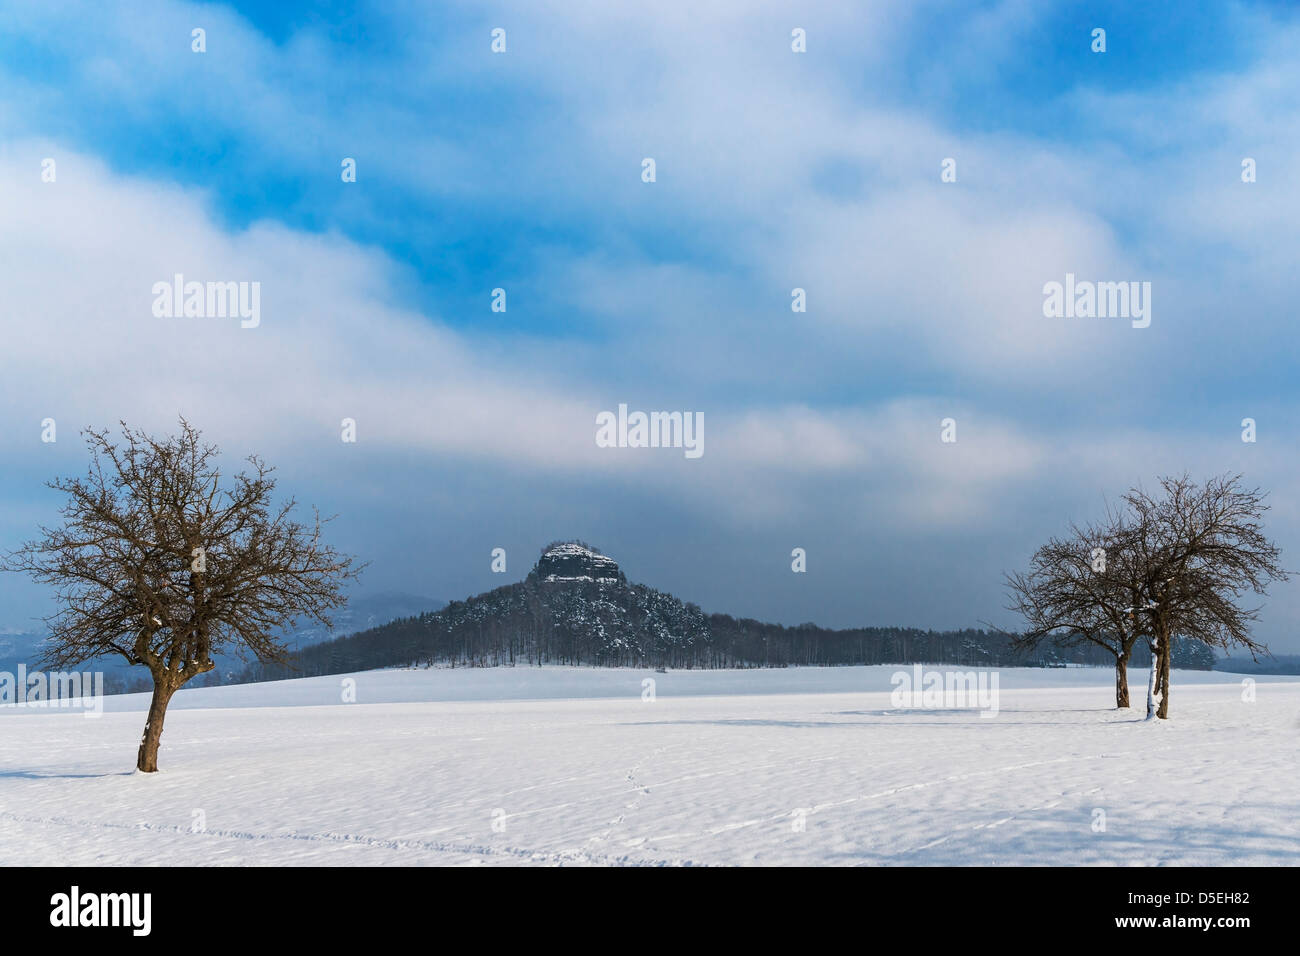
(2, 666, 1297, 866)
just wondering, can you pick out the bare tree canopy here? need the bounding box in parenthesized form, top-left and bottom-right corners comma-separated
(1125, 474, 1287, 717)
(1006, 508, 1147, 708)
(3, 419, 361, 770)
(1006, 473, 1288, 718)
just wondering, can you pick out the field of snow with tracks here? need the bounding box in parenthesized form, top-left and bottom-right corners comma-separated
(2, 666, 1297, 866)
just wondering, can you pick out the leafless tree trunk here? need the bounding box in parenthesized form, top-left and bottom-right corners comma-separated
(137, 679, 179, 772)
(1115, 650, 1131, 708)
(1145, 637, 1161, 720)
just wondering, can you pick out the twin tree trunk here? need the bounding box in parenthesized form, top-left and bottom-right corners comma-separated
(136, 679, 178, 773)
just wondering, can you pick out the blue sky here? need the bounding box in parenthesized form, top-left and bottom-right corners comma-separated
(1, 0, 1298, 652)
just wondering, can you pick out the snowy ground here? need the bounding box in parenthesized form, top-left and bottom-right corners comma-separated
(2, 666, 1297, 866)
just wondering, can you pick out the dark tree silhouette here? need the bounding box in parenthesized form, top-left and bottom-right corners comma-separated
(3, 420, 360, 771)
(1122, 474, 1288, 718)
(1006, 509, 1147, 708)
(1008, 474, 1288, 718)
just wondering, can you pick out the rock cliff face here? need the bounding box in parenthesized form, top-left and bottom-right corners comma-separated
(532, 541, 625, 583)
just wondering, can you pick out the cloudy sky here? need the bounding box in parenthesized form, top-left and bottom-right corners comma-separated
(1, 0, 1297, 652)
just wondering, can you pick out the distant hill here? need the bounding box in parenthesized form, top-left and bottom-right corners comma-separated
(239, 541, 1217, 682)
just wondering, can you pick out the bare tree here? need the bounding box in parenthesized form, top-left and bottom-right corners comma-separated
(1122, 474, 1288, 718)
(1008, 474, 1287, 719)
(3, 420, 360, 771)
(1006, 508, 1148, 707)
